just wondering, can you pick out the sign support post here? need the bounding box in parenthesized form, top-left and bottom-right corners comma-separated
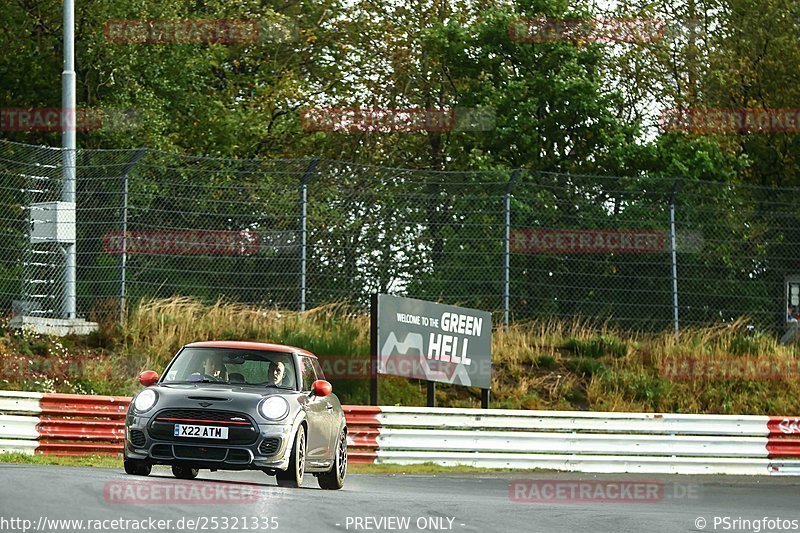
(369, 293, 379, 406)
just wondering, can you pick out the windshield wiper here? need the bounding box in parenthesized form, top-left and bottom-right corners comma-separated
(265, 384, 294, 390)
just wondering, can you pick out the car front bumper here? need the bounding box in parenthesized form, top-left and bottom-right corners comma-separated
(125, 414, 293, 471)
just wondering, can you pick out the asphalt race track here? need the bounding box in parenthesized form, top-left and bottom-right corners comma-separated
(1, 464, 800, 533)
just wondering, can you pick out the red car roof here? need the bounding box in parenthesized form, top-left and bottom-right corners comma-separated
(184, 340, 316, 357)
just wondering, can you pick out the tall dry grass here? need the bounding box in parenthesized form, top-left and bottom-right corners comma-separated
(114, 297, 800, 413)
(123, 297, 370, 370)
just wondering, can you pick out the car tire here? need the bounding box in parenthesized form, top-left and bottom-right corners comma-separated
(124, 458, 151, 476)
(317, 428, 346, 490)
(172, 465, 199, 479)
(276, 425, 305, 488)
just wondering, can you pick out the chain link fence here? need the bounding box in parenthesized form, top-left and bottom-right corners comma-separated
(1, 138, 798, 331)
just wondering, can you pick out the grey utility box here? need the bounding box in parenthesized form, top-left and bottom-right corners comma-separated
(29, 201, 76, 243)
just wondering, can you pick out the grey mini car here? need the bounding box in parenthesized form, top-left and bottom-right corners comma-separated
(124, 341, 347, 489)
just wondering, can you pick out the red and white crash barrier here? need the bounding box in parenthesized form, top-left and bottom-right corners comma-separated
(344, 406, 800, 475)
(2, 391, 800, 474)
(0, 391, 129, 455)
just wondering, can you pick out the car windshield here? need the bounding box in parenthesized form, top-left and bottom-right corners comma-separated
(162, 347, 296, 389)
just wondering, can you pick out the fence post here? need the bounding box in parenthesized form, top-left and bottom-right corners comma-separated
(669, 179, 682, 335)
(118, 149, 147, 323)
(504, 169, 521, 331)
(300, 159, 320, 312)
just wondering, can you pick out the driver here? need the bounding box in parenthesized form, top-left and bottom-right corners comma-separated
(200, 353, 227, 381)
(267, 361, 285, 386)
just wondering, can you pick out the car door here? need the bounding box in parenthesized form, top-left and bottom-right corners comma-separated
(311, 357, 339, 456)
(298, 355, 329, 462)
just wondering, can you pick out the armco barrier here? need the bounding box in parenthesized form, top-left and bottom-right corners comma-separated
(0, 391, 129, 456)
(1, 391, 799, 474)
(0, 392, 383, 462)
(343, 406, 380, 464)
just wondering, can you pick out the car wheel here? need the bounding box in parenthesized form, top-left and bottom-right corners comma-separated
(124, 458, 151, 476)
(317, 428, 347, 490)
(276, 425, 305, 488)
(172, 465, 199, 479)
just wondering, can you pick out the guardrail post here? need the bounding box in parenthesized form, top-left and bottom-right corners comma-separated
(370, 293, 379, 406)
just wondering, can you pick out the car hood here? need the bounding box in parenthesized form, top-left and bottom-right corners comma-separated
(129, 383, 308, 425)
(153, 382, 295, 402)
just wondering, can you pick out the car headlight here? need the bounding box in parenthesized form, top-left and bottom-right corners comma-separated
(259, 397, 289, 420)
(133, 389, 158, 413)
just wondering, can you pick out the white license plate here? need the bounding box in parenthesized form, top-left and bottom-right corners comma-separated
(174, 424, 229, 439)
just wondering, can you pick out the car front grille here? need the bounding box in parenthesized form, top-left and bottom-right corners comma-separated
(154, 409, 254, 425)
(149, 409, 258, 445)
(258, 438, 281, 456)
(129, 429, 146, 447)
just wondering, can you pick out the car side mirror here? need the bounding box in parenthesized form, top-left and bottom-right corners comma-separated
(311, 380, 332, 397)
(139, 370, 159, 387)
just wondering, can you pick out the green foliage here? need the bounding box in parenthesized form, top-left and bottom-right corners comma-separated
(609, 371, 671, 411)
(564, 357, 608, 377)
(563, 335, 628, 358)
(535, 355, 558, 369)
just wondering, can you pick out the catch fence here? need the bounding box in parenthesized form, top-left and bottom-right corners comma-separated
(1, 139, 798, 331)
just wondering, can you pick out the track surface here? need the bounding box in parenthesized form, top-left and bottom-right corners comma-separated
(1, 465, 800, 532)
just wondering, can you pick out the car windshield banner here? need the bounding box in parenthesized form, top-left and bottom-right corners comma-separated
(375, 294, 492, 389)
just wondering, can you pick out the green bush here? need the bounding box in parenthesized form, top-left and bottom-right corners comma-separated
(563, 335, 628, 358)
(535, 355, 558, 369)
(564, 357, 608, 377)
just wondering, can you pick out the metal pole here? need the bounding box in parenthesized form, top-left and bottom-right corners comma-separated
(481, 388, 490, 409)
(119, 149, 147, 322)
(61, 0, 76, 318)
(669, 180, 682, 335)
(426, 382, 435, 407)
(504, 169, 521, 331)
(369, 293, 379, 406)
(299, 158, 319, 312)
(120, 171, 127, 320)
